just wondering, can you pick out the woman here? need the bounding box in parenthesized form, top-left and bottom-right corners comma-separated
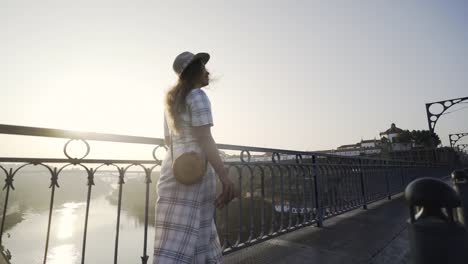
(153, 51, 236, 264)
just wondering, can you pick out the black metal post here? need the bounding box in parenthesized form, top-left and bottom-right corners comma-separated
(452, 170, 468, 226)
(405, 177, 468, 264)
(358, 160, 367, 210)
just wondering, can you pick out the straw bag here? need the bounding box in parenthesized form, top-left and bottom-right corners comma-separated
(170, 132, 207, 185)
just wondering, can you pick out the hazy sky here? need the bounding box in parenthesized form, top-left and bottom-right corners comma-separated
(1, 0, 468, 158)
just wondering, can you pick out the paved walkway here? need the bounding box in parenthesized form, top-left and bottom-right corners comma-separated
(224, 194, 411, 264)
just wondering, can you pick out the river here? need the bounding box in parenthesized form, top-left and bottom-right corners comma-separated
(1, 170, 158, 264)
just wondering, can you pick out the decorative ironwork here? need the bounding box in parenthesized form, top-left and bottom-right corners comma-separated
(0, 123, 455, 263)
(456, 144, 468, 151)
(240, 150, 251, 163)
(425, 96, 468, 132)
(449, 133, 468, 148)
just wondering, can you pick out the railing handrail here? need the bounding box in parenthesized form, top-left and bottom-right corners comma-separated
(0, 124, 164, 146)
(0, 124, 446, 165)
(0, 123, 458, 263)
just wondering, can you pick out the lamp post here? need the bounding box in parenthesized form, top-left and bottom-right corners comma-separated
(425, 96, 468, 162)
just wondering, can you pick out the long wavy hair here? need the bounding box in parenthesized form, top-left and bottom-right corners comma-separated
(165, 59, 206, 135)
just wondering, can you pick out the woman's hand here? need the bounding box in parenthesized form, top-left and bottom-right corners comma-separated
(192, 125, 239, 209)
(215, 173, 238, 209)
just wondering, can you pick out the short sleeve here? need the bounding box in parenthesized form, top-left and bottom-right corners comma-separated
(186, 89, 213, 127)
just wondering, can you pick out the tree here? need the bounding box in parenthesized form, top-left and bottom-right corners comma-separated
(394, 129, 441, 148)
(396, 130, 412, 143)
(410, 130, 441, 148)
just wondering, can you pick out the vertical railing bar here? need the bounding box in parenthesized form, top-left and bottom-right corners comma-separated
(0, 169, 13, 245)
(400, 161, 405, 189)
(325, 164, 333, 215)
(300, 165, 307, 225)
(327, 164, 333, 214)
(308, 164, 314, 224)
(342, 163, 351, 210)
(376, 162, 380, 199)
(81, 169, 95, 264)
(349, 163, 355, 207)
(270, 165, 276, 234)
(248, 165, 254, 243)
(337, 164, 344, 212)
(328, 164, 335, 214)
(279, 165, 284, 232)
(114, 168, 125, 264)
(340, 164, 347, 209)
(308, 163, 314, 224)
(345, 164, 353, 208)
(141, 168, 151, 264)
(353, 163, 359, 207)
(351, 162, 357, 206)
(359, 160, 367, 210)
(43, 167, 59, 264)
(293, 165, 298, 227)
(336, 165, 342, 211)
(388, 162, 393, 195)
(375, 162, 385, 199)
(322, 164, 328, 217)
(259, 165, 265, 238)
(222, 165, 230, 250)
(355, 162, 361, 206)
(222, 195, 229, 250)
(342, 165, 349, 210)
(372, 163, 377, 200)
(368, 163, 372, 201)
(330, 164, 336, 214)
(292, 165, 297, 228)
(236, 166, 242, 246)
(331, 164, 337, 213)
(368, 163, 373, 201)
(0, 186, 10, 245)
(313, 157, 322, 227)
(385, 161, 391, 200)
(287, 165, 293, 229)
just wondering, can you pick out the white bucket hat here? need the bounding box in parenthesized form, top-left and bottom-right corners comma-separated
(173, 51, 210, 76)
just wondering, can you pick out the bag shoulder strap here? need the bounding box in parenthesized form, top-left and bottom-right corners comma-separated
(170, 130, 174, 165)
(170, 127, 208, 169)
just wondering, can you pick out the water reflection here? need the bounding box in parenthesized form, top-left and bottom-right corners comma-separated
(1, 171, 158, 263)
(47, 244, 79, 264)
(56, 203, 83, 241)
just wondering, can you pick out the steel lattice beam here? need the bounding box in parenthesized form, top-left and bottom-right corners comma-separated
(456, 144, 468, 151)
(449, 133, 468, 148)
(426, 96, 468, 133)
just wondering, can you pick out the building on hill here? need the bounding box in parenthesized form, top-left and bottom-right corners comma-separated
(379, 123, 411, 151)
(334, 139, 382, 157)
(379, 123, 403, 143)
(332, 123, 410, 157)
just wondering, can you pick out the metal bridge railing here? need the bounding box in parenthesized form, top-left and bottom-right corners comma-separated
(0, 124, 453, 263)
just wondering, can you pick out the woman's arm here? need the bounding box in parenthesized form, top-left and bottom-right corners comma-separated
(192, 125, 236, 208)
(192, 125, 225, 176)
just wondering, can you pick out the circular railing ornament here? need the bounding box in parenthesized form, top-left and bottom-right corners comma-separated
(152, 145, 167, 163)
(240, 150, 251, 163)
(63, 139, 90, 160)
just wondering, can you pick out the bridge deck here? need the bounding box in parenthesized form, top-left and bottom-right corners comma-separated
(225, 194, 411, 264)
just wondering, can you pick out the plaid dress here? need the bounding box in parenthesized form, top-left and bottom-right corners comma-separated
(154, 88, 223, 264)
